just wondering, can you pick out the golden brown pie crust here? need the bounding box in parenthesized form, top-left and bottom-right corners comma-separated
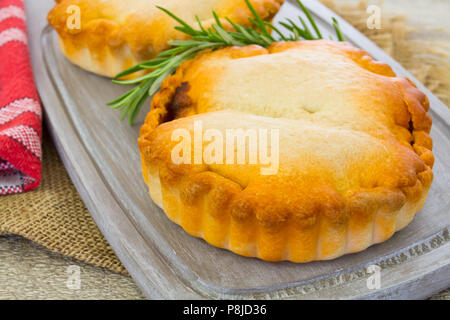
(138, 40, 433, 262)
(47, 0, 284, 78)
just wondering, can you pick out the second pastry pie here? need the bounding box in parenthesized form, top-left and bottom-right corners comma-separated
(47, 0, 284, 77)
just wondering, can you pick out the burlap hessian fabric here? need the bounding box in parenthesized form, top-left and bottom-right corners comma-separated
(0, 132, 127, 274)
(0, 0, 449, 283)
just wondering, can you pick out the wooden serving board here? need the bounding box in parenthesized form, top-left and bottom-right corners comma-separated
(25, 0, 450, 299)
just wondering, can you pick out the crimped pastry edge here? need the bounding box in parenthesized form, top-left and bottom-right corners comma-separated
(145, 165, 431, 262)
(138, 40, 434, 262)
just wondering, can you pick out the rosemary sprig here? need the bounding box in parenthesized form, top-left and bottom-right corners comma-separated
(108, 0, 345, 125)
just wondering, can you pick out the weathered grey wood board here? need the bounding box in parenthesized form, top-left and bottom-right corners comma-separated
(26, 0, 450, 299)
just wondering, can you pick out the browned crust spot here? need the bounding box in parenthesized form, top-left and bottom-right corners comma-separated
(168, 82, 193, 120)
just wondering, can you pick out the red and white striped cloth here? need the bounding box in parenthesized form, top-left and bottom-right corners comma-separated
(0, 0, 42, 195)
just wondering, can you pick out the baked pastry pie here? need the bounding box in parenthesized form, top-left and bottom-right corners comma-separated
(138, 40, 434, 262)
(47, 0, 283, 77)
